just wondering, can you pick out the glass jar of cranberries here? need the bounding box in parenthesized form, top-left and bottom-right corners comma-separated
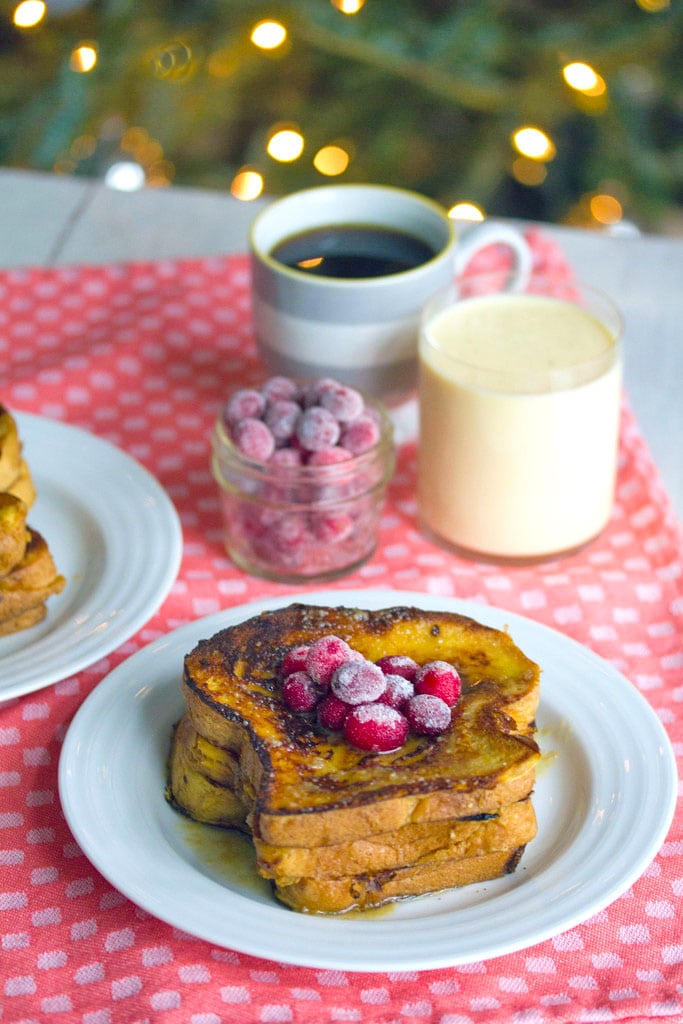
(211, 376, 395, 583)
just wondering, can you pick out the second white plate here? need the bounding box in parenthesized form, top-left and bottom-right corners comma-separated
(58, 590, 678, 972)
(0, 413, 183, 702)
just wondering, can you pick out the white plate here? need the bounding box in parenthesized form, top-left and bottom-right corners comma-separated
(1, 413, 182, 702)
(58, 589, 677, 972)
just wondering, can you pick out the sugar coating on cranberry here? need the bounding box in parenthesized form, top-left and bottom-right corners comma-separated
(295, 406, 341, 452)
(317, 692, 351, 732)
(414, 661, 462, 706)
(261, 375, 300, 403)
(282, 671, 319, 712)
(264, 399, 300, 444)
(280, 644, 310, 677)
(343, 703, 409, 752)
(331, 659, 386, 705)
(340, 413, 381, 455)
(405, 693, 452, 736)
(223, 388, 266, 426)
(232, 417, 276, 461)
(306, 635, 353, 688)
(375, 655, 419, 682)
(319, 383, 365, 423)
(378, 673, 414, 710)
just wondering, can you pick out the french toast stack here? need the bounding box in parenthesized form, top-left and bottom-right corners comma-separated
(168, 603, 541, 914)
(0, 405, 65, 636)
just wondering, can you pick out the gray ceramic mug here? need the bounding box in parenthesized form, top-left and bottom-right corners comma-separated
(250, 184, 532, 398)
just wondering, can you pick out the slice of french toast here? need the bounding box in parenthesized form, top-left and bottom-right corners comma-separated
(0, 405, 22, 492)
(168, 710, 537, 878)
(180, 603, 540, 851)
(275, 846, 528, 914)
(0, 528, 65, 626)
(0, 492, 29, 576)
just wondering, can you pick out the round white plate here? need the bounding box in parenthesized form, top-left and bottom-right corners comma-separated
(58, 589, 678, 972)
(0, 413, 183, 702)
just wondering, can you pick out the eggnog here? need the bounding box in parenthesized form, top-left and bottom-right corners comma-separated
(418, 286, 622, 560)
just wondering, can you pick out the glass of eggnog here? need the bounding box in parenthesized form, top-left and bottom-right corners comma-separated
(417, 274, 623, 562)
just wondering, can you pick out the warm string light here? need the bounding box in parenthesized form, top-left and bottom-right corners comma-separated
(267, 127, 305, 162)
(313, 144, 350, 176)
(250, 20, 287, 50)
(447, 202, 484, 222)
(330, 0, 366, 13)
(70, 43, 98, 73)
(230, 168, 265, 201)
(12, 0, 45, 27)
(511, 126, 556, 161)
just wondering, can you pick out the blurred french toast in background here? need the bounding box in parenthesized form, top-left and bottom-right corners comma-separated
(0, 405, 65, 636)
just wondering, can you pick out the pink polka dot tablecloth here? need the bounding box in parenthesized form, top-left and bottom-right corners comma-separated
(1, 232, 682, 1024)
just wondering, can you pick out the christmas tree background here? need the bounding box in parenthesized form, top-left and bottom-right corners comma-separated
(1, 0, 681, 233)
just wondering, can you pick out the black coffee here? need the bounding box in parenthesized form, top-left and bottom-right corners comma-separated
(270, 225, 436, 279)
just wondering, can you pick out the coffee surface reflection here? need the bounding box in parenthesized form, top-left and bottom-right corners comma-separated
(270, 225, 436, 279)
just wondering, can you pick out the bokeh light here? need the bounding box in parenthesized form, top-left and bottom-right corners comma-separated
(70, 44, 98, 73)
(512, 126, 556, 161)
(250, 20, 287, 50)
(267, 127, 305, 162)
(105, 161, 146, 191)
(590, 193, 623, 225)
(13, 0, 45, 27)
(447, 202, 485, 222)
(230, 168, 265, 201)
(511, 157, 548, 186)
(313, 145, 350, 176)
(330, 0, 366, 13)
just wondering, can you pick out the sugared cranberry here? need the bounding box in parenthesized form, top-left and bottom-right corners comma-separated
(378, 673, 414, 711)
(310, 513, 353, 543)
(405, 693, 452, 736)
(282, 671, 319, 712)
(269, 447, 303, 468)
(343, 703, 409, 752)
(317, 692, 351, 731)
(261, 375, 300, 403)
(223, 388, 265, 426)
(331, 659, 386, 705)
(232, 417, 276, 461)
(306, 635, 353, 688)
(375, 655, 419, 682)
(319, 383, 365, 423)
(280, 644, 310, 677)
(264, 399, 300, 445)
(414, 661, 461, 706)
(339, 413, 380, 455)
(295, 406, 341, 452)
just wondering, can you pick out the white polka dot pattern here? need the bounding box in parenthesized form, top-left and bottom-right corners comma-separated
(1, 238, 682, 1022)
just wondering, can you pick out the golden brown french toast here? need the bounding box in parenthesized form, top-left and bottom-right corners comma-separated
(0, 492, 29, 576)
(0, 528, 65, 626)
(275, 846, 528, 913)
(171, 603, 540, 912)
(181, 604, 540, 848)
(0, 405, 22, 491)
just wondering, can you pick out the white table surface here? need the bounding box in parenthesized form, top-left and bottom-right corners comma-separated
(1, 168, 681, 525)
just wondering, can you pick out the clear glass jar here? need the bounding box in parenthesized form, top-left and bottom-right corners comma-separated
(211, 399, 395, 583)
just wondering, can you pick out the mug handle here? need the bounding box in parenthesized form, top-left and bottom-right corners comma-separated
(452, 221, 533, 291)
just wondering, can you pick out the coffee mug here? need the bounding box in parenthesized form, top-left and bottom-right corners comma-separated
(249, 184, 532, 398)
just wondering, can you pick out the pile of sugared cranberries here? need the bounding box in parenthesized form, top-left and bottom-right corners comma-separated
(279, 634, 462, 753)
(223, 375, 381, 465)
(214, 376, 393, 580)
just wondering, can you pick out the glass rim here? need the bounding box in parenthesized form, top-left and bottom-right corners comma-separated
(419, 274, 623, 395)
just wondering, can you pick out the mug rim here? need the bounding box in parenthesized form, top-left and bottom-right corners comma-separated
(249, 183, 457, 289)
